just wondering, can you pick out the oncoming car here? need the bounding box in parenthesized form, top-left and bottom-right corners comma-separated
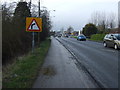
(77, 35, 86, 41)
(103, 34, 120, 50)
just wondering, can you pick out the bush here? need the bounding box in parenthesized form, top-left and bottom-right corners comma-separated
(82, 23, 98, 37)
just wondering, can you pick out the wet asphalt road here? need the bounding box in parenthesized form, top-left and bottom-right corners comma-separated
(57, 37, 119, 88)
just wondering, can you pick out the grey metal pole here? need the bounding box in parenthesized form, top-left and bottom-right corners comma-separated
(32, 32, 35, 53)
(29, 0, 35, 53)
(39, 0, 40, 17)
(38, 0, 40, 44)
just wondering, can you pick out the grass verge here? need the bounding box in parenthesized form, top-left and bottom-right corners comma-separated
(71, 36, 77, 39)
(89, 34, 106, 42)
(3, 39, 51, 88)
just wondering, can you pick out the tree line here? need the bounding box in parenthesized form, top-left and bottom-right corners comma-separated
(57, 11, 117, 38)
(82, 11, 118, 37)
(2, 1, 51, 64)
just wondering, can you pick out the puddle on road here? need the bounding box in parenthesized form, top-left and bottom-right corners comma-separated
(40, 66, 56, 76)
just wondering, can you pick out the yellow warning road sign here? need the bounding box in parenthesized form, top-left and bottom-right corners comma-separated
(26, 17, 42, 32)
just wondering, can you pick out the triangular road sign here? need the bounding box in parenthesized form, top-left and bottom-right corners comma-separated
(26, 17, 42, 32)
(27, 19, 40, 31)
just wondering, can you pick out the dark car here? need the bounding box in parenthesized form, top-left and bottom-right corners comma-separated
(103, 34, 120, 50)
(77, 35, 86, 41)
(58, 34, 62, 38)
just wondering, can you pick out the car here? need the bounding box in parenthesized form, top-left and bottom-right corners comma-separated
(57, 34, 62, 38)
(77, 35, 86, 41)
(64, 35, 69, 38)
(103, 34, 120, 50)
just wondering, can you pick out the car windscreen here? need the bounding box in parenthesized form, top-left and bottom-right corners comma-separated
(79, 35, 85, 38)
(114, 34, 120, 40)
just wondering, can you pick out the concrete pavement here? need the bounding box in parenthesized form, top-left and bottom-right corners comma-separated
(32, 37, 98, 88)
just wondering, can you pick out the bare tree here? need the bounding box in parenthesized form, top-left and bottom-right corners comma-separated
(90, 11, 107, 29)
(108, 12, 116, 29)
(31, 4, 38, 17)
(118, 1, 120, 28)
(90, 11, 117, 31)
(67, 26, 74, 35)
(99, 12, 106, 28)
(90, 11, 99, 26)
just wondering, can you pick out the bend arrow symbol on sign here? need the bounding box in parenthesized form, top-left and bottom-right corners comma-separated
(31, 23, 35, 29)
(28, 20, 40, 30)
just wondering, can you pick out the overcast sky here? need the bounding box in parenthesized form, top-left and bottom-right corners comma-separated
(1, 0, 119, 31)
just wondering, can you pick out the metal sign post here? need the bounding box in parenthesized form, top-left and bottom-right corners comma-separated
(26, 0, 42, 53)
(32, 32, 35, 53)
(26, 17, 42, 53)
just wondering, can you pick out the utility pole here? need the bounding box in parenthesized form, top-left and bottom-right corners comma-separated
(38, 0, 40, 44)
(39, 0, 41, 17)
(29, 0, 35, 53)
(118, 1, 120, 28)
(29, 0, 31, 9)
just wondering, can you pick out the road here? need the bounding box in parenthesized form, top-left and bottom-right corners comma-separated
(33, 37, 98, 88)
(57, 37, 119, 88)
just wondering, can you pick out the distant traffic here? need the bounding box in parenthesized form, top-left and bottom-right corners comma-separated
(54, 33, 120, 50)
